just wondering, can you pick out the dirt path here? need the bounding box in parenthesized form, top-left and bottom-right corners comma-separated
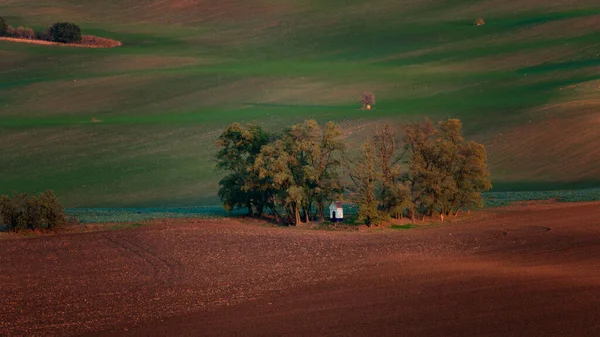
(1, 202, 599, 336)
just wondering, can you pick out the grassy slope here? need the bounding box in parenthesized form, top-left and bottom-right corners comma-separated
(1, 0, 600, 207)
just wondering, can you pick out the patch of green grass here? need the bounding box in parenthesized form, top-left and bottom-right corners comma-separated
(390, 224, 416, 230)
(483, 188, 600, 207)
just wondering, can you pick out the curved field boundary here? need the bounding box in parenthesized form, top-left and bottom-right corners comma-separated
(0, 35, 122, 48)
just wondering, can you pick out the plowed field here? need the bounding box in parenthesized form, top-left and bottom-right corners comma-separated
(1, 201, 599, 336)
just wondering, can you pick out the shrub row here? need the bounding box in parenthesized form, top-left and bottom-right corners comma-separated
(0, 190, 66, 232)
(0, 17, 81, 43)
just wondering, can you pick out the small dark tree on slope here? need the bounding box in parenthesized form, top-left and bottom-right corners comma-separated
(49, 22, 82, 43)
(361, 92, 375, 110)
(0, 17, 7, 36)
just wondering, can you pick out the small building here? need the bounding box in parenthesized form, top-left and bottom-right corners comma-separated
(329, 201, 344, 222)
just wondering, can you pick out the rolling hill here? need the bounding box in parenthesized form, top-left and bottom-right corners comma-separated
(1, 0, 600, 207)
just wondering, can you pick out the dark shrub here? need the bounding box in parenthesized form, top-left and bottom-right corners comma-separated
(49, 22, 82, 43)
(38, 190, 66, 229)
(26, 196, 43, 230)
(0, 195, 11, 229)
(35, 29, 52, 41)
(0, 191, 66, 232)
(10, 193, 29, 232)
(0, 17, 7, 36)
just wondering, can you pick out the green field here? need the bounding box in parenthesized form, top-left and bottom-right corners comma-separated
(2, 0, 600, 207)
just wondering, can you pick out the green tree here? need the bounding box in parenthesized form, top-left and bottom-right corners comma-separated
(0, 195, 11, 229)
(9, 193, 29, 232)
(450, 141, 492, 215)
(0, 17, 7, 36)
(49, 22, 82, 43)
(286, 120, 344, 221)
(349, 142, 384, 226)
(38, 190, 66, 229)
(253, 120, 344, 225)
(372, 124, 411, 218)
(216, 123, 271, 216)
(403, 119, 491, 220)
(253, 139, 297, 223)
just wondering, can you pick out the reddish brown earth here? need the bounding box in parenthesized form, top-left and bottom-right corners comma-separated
(1, 202, 599, 336)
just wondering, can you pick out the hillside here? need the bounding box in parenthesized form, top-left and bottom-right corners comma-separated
(1, 0, 600, 207)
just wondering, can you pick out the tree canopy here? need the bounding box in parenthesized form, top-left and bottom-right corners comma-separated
(217, 120, 345, 225)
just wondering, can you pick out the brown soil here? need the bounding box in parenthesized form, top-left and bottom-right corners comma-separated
(0, 35, 122, 48)
(1, 201, 599, 336)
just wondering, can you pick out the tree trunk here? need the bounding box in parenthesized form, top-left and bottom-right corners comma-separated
(247, 201, 253, 217)
(295, 204, 301, 225)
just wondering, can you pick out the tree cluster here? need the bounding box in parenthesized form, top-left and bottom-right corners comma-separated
(217, 119, 491, 226)
(0, 18, 81, 43)
(349, 119, 491, 225)
(0, 190, 66, 232)
(216, 120, 345, 225)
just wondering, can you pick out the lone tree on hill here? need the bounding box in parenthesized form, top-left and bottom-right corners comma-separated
(0, 17, 7, 36)
(49, 22, 82, 43)
(361, 92, 375, 110)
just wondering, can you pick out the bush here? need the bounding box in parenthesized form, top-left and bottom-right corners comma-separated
(49, 22, 82, 43)
(0, 191, 66, 232)
(10, 26, 35, 39)
(35, 29, 52, 41)
(0, 17, 7, 36)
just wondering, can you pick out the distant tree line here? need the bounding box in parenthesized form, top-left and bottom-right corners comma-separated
(0, 17, 81, 43)
(0, 190, 66, 232)
(216, 119, 492, 226)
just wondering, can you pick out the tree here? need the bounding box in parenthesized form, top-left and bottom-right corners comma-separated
(402, 119, 491, 220)
(9, 193, 29, 232)
(0, 17, 7, 36)
(253, 139, 297, 223)
(252, 120, 344, 225)
(38, 190, 66, 229)
(216, 123, 271, 216)
(0, 195, 11, 229)
(49, 22, 82, 43)
(372, 124, 412, 218)
(349, 142, 384, 226)
(360, 92, 375, 110)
